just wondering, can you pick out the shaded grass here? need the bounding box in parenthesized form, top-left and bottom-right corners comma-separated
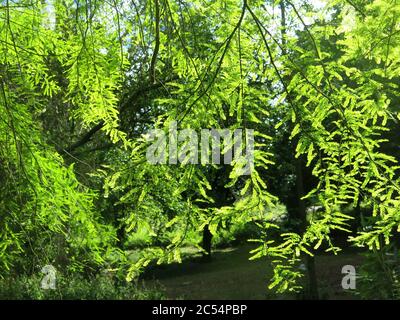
(141, 244, 364, 300)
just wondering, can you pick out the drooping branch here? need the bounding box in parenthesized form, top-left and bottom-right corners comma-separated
(279, 0, 287, 53)
(60, 79, 177, 154)
(344, 0, 366, 18)
(249, 2, 400, 200)
(149, 0, 160, 84)
(178, 0, 248, 124)
(61, 121, 105, 154)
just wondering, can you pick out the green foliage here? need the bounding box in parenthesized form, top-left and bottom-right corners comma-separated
(355, 244, 400, 300)
(1, 0, 400, 298)
(0, 273, 164, 300)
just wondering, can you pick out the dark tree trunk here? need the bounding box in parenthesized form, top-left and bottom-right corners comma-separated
(202, 224, 213, 261)
(305, 254, 319, 300)
(200, 165, 233, 261)
(296, 158, 319, 300)
(116, 224, 125, 249)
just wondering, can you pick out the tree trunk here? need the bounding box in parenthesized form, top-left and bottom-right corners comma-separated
(296, 158, 319, 299)
(202, 224, 213, 261)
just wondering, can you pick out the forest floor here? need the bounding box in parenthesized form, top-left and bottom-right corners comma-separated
(140, 244, 364, 300)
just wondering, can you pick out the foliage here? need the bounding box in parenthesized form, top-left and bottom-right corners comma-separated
(356, 246, 400, 300)
(1, 0, 400, 298)
(0, 273, 164, 300)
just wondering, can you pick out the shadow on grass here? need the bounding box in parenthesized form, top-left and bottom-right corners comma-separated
(139, 244, 363, 300)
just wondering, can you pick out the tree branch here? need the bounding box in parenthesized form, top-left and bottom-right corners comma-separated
(60, 78, 178, 155)
(149, 0, 160, 84)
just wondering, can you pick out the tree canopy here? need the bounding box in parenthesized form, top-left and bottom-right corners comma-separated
(1, 0, 400, 298)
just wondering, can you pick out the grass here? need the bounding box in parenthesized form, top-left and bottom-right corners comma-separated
(140, 244, 364, 300)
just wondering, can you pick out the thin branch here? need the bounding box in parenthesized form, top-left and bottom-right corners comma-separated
(178, 0, 248, 125)
(149, 0, 161, 83)
(345, 0, 366, 18)
(60, 78, 178, 154)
